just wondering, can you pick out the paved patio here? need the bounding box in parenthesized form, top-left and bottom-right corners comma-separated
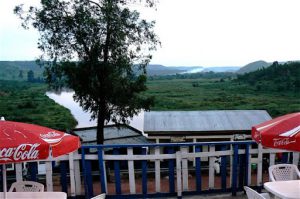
(163, 192, 247, 199)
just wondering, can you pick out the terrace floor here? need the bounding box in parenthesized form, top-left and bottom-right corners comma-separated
(50, 170, 269, 198)
(166, 192, 247, 198)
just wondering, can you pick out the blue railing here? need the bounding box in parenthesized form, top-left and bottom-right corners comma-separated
(0, 141, 297, 199)
(79, 141, 296, 199)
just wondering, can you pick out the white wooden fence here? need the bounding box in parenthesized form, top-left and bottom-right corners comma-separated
(2, 141, 299, 198)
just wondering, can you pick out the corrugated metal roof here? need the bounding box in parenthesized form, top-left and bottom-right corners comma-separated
(73, 125, 151, 145)
(94, 136, 150, 145)
(144, 110, 272, 132)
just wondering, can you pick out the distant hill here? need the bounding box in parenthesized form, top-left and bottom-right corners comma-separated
(0, 61, 204, 79)
(0, 61, 43, 81)
(148, 65, 243, 75)
(236, 61, 300, 92)
(3, 60, 297, 81)
(236, 60, 271, 74)
(146, 64, 186, 76)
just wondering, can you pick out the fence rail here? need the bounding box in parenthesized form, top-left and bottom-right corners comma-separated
(1, 141, 299, 199)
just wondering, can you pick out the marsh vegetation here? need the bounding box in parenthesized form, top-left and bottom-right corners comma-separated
(0, 80, 77, 130)
(0, 62, 299, 129)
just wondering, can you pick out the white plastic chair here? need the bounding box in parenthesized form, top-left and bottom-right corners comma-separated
(91, 193, 106, 199)
(268, 164, 300, 181)
(9, 181, 44, 192)
(244, 186, 270, 199)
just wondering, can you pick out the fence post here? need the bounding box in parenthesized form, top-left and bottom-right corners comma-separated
(45, 161, 53, 191)
(29, 162, 38, 182)
(1, 165, 6, 192)
(281, 153, 289, 163)
(232, 144, 238, 196)
(176, 151, 182, 199)
(85, 160, 93, 197)
(69, 152, 76, 197)
(97, 146, 107, 194)
(221, 145, 227, 191)
(257, 144, 263, 192)
(81, 147, 91, 199)
(293, 152, 299, 165)
(113, 148, 121, 195)
(193, 138, 197, 167)
(208, 145, 215, 189)
(244, 144, 250, 187)
(195, 146, 202, 192)
(238, 149, 245, 189)
(127, 147, 136, 194)
(269, 153, 276, 166)
(168, 147, 175, 193)
(142, 147, 148, 196)
(15, 163, 23, 182)
(73, 151, 82, 195)
(60, 161, 68, 194)
(155, 146, 161, 193)
(181, 147, 189, 191)
(247, 145, 252, 185)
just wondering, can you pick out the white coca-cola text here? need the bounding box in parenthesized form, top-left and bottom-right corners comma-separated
(273, 138, 295, 147)
(40, 131, 60, 139)
(0, 143, 40, 162)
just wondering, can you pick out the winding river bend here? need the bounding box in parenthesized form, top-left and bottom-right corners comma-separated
(46, 91, 144, 132)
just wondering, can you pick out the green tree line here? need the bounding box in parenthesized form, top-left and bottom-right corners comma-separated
(0, 80, 77, 130)
(236, 61, 300, 92)
(149, 71, 235, 81)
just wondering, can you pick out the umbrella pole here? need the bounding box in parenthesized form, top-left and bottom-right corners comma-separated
(2, 164, 7, 199)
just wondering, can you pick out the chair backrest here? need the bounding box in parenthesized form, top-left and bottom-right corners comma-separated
(244, 186, 267, 199)
(91, 193, 106, 199)
(268, 164, 300, 181)
(9, 181, 44, 192)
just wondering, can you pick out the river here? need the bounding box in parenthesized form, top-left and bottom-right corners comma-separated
(46, 91, 144, 132)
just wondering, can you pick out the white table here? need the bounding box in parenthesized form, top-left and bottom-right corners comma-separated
(264, 180, 300, 199)
(0, 192, 67, 199)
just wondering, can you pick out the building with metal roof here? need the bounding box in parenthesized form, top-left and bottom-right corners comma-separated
(144, 110, 272, 143)
(73, 124, 151, 145)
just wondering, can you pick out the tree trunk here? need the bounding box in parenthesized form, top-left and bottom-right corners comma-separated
(96, 110, 105, 144)
(96, 0, 111, 145)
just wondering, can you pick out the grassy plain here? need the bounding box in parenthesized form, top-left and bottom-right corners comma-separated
(145, 78, 300, 117)
(0, 80, 77, 130)
(0, 77, 298, 130)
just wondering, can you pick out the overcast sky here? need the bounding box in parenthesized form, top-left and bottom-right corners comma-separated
(1, 0, 300, 67)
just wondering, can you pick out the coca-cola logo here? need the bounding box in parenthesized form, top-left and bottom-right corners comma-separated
(0, 144, 41, 162)
(40, 131, 66, 144)
(40, 131, 61, 139)
(273, 138, 296, 147)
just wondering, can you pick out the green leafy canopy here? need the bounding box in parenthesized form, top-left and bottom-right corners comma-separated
(15, 0, 159, 143)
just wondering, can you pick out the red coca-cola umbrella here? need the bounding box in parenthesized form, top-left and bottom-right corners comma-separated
(0, 120, 80, 195)
(252, 112, 300, 151)
(0, 121, 80, 163)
